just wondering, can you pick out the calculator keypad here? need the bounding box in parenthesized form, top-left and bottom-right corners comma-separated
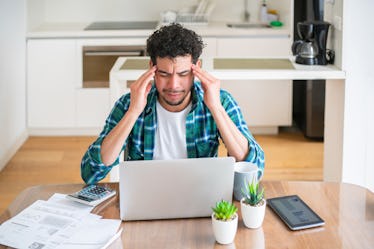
(78, 185, 113, 200)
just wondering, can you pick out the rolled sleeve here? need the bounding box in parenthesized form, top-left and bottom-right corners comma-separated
(244, 134, 265, 174)
(80, 94, 130, 184)
(80, 137, 120, 184)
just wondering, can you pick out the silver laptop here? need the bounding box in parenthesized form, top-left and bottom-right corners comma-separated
(119, 157, 235, 221)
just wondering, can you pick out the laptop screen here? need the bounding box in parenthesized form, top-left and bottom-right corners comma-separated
(119, 157, 235, 221)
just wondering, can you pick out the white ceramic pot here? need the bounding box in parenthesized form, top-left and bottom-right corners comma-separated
(240, 198, 266, 229)
(211, 213, 238, 244)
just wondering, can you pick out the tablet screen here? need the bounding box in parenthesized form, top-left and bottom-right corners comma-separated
(267, 195, 325, 230)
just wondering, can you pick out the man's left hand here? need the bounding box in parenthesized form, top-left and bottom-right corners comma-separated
(192, 64, 222, 110)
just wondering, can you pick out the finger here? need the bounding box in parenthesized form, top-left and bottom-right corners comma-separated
(193, 68, 214, 86)
(192, 65, 207, 79)
(145, 81, 153, 95)
(192, 65, 216, 83)
(136, 66, 156, 89)
(140, 66, 156, 82)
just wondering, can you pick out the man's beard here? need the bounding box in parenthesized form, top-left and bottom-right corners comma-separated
(161, 89, 188, 106)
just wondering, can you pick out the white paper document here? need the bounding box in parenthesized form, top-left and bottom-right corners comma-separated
(0, 193, 122, 249)
(56, 220, 122, 249)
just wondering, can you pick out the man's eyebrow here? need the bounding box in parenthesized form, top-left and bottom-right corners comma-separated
(177, 69, 191, 75)
(156, 69, 171, 75)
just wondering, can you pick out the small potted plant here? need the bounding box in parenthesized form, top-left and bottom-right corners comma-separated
(240, 176, 266, 229)
(211, 200, 238, 244)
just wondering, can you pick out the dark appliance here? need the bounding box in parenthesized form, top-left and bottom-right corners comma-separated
(82, 21, 157, 88)
(292, 21, 332, 65)
(293, 79, 325, 139)
(292, 0, 330, 140)
(82, 45, 147, 88)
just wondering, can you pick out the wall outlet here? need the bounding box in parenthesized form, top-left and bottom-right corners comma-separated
(326, 0, 335, 4)
(333, 15, 342, 31)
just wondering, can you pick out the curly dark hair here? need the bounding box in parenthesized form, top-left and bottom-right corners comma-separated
(146, 23, 204, 65)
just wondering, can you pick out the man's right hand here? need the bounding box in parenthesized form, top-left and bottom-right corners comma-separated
(128, 66, 156, 115)
(101, 66, 156, 166)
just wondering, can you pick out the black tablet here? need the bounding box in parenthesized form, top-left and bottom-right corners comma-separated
(267, 195, 325, 230)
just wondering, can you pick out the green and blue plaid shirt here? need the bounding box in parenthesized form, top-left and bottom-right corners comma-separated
(81, 82, 265, 184)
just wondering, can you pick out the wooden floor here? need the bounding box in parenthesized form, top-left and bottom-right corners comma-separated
(0, 130, 323, 214)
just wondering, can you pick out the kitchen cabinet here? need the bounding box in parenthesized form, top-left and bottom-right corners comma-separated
(75, 88, 110, 128)
(75, 38, 147, 129)
(221, 80, 292, 127)
(27, 38, 150, 134)
(217, 36, 293, 133)
(27, 39, 113, 133)
(26, 31, 292, 134)
(27, 39, 77, 128)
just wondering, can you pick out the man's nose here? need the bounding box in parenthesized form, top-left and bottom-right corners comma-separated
(168, 74, 179, 88)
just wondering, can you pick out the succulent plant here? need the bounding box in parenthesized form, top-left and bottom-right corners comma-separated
(241, 177, 265, 206)
(212, 200, 238, 221)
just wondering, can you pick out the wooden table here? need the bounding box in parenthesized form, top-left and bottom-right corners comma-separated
(1, 181, 373, 249)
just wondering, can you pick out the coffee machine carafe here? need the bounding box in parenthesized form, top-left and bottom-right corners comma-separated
(292, 21, 334, 65)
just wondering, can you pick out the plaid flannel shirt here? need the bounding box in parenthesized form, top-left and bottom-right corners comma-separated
(81, 82, 265, 184)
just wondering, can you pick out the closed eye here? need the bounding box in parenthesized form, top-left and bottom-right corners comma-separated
(156, 70, 170, 77)
(178, 71, 191, 77)
(158, 72, 169, 77)
(156, 70, 191, 77)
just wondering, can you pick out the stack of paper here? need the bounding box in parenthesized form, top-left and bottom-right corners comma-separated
(0, 193, 122, 249)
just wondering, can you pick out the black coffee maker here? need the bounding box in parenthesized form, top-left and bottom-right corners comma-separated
(292, 21, 334, 65)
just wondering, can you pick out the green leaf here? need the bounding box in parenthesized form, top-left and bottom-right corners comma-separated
(212, 200, 237, 221)
(241, 177, 265, 206)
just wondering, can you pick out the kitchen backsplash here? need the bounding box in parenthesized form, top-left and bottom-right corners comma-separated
(28, 0, 291, 29)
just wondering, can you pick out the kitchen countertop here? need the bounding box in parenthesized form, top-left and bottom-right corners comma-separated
(109, 56, 345, 109)
(111, 57, 345, 84)
(109, 57, 346, 185)
(27, 21, 291, 39)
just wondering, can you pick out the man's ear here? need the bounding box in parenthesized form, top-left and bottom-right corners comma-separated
(195, 59, 202, 68)
(149, 60, 153, 68)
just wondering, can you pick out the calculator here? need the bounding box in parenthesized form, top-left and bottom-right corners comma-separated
(66, 185, 116, 206)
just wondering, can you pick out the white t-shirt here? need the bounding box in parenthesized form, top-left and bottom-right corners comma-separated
(153, 100, 192, 160)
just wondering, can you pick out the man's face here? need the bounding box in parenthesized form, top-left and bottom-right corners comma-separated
(153, 55, 197, 112)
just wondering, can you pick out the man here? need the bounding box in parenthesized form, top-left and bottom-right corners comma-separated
(81, 23, 264, 184)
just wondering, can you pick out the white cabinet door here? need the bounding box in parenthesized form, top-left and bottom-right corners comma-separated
(221, 80, 292, 126)
(27, 39, 77, 128)
(75, 88, 111, 128)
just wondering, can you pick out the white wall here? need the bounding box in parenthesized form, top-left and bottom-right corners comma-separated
(326, 0, 374, 192)
(27, 0, 44, 30)
(27, 0, 287, 25)
(366, 85, 374, 192)
(341, 0, 374, 192)
(0, 0, 28, 171)
(32, 0, 198, 23)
